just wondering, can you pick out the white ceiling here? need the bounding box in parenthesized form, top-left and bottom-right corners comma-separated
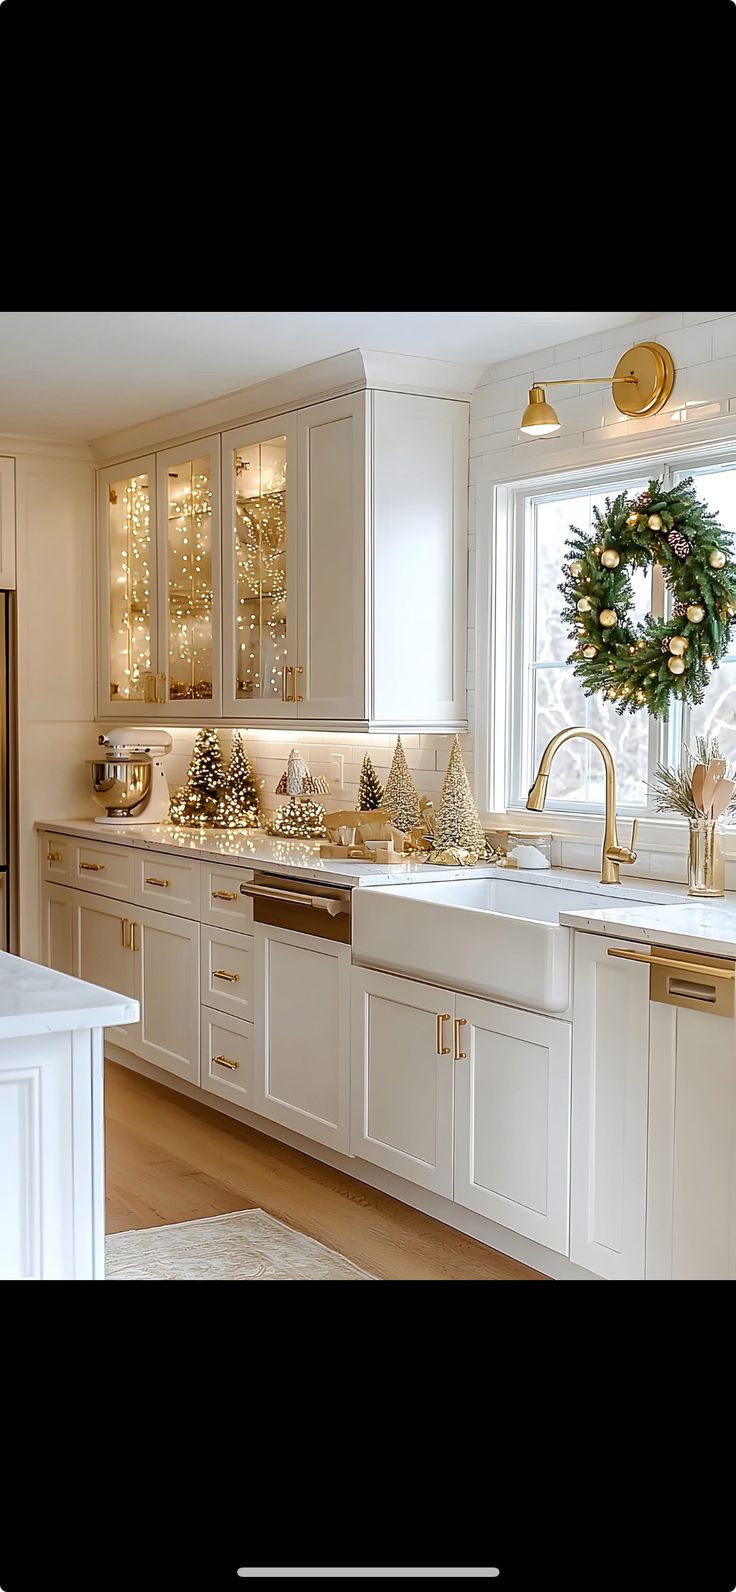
(0, 310, 653, 444)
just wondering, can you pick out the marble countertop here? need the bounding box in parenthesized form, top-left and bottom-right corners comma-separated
(560, 900, 736, 958)
(36, 819, 504, 888)
(0, 950, 139, 1039)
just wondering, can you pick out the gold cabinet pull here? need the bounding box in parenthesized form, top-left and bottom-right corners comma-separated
(454, 1017, 468, 1060)
(436, 1012, 452, 1055)
(213, 969, 240, 983)
(145, 876, 170, 887)
(130, 921, 139, 952)
(212, 889, 238, 901)
(47, 850, 63, 863)
(80, 860, 105, 871)
(281, 664, 290, 702)
(212, 1054, 240, 1071)
(606, 947, 735, 978)
(121, 917, 129, 948)
(293, 664, 304, 702)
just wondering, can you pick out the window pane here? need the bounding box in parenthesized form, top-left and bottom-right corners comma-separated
(534, 486, 650, 663)
(533, 670, 649, 806)
(685, 468, 736, 770)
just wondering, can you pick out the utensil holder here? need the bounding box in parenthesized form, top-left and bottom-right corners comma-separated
(688, 815, 725, 898)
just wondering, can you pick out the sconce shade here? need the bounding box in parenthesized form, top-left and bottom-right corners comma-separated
(519, 385, 561, 436)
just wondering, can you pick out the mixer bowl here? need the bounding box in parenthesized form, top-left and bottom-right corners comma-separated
(89, 757, 152, 818)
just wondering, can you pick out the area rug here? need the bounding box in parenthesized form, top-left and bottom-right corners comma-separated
(104, 1208, 376, 1281)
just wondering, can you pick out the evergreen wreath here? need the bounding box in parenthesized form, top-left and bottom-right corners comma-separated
(560, 476, 736, 718)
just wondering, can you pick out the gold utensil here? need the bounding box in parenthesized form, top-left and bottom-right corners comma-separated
(691, 763, 706, 811)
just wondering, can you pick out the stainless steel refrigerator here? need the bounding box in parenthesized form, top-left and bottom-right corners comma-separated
(0, 592, 16, 952)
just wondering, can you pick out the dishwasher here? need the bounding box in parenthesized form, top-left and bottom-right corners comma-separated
(242, 873, 353, 1153)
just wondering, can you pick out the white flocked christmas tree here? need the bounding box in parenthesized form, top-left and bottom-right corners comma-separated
(383, 736, 421, 833)
(434, 736, 486, 852)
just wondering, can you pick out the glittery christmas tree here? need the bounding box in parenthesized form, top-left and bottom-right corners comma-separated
(357, 754, 384, 811)
(434, 736, 486, 852)
(169, 728, 226, 827)
(383, 736, 421, 833)
(266, 797, 327, 838)
(217, 732, 261, 828)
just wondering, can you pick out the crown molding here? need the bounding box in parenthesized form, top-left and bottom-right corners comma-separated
(89, 348, 480, 465)
(0, 433, 94, 462)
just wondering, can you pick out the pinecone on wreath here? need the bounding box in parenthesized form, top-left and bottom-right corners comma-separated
(668, 528, 691, 560)
(673, 599, 689, 617)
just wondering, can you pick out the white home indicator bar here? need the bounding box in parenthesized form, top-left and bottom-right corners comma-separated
(236, 1573, 501, 1580)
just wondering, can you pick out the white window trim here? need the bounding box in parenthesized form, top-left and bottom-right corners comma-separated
(474, 416, 736, 857)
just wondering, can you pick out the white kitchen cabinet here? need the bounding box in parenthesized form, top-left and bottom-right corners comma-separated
(570, 933, 651, 1280)
(254, 922, 350, 1153)
(647, 999, 736, 1280)
(41, 882, 75, 976)
(0, 455, 16, 589)
(350, 968, 455, 1196)
(221, 414, 298, 717)
(126, 906, 200, 1084)
(201, 1006, 254, 1110)
(71, 888, 138, 1052)
(453, 995, 571, 1255)
(297, 393, 367, 721)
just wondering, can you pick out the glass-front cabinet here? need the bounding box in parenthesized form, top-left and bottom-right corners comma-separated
(98, 437, 221, 716)
(156, 436, 221, 715)
(221, 414, 298, 717)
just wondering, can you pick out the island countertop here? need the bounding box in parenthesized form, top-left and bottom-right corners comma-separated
(0, 949, 139, 1039)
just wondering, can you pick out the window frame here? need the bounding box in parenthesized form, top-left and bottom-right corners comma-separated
(487, 439, 736, 823)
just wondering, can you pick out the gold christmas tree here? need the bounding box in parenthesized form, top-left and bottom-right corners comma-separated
(434, 736, 486, 852)
(217, 732, 261, 828)
(357, 754, 384, 811)
(266, 797, 327, 838)
(169, 728, 226, 827)
(384, 736, 420, 833)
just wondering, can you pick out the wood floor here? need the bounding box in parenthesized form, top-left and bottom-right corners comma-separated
(105, 1062, 545, 1281)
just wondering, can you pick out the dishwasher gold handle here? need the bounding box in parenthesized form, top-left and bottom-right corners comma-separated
(238, 881, 349, 916)
(436, 1013, 452, 1055)
(607, 948, 735, 979)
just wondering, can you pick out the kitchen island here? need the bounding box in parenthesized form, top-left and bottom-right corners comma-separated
(0, 950, 139, 1279)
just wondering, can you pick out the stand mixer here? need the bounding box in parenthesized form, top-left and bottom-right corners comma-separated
(89, 728, 173, 824)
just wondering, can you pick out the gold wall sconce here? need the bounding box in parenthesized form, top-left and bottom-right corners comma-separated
(519, 341, 675, 436)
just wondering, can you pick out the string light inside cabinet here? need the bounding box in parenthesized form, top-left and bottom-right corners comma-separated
(234, 436, 288, 700)
(519, 342, 675, 436)
(109, 473, 153, 700)
(166, 455, 214, 700)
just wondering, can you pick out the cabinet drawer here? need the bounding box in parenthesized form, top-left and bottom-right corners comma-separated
(201, 1006, 253, 1109)
(201, 865, 255, 931)
(201, 924, 254, 1019)
(135, 854, 200, 919)
(72, 840, 135, 900)
(42, 832, 72, 885)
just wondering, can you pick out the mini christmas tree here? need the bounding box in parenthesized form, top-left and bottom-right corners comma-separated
(434, 736, 486, 852)
(358, 754, 384, 811)
(218, 732, 261, 829)
(384, 736, 421, 833)
(266, 797, 327, 838)
(169, 728, 226, 827)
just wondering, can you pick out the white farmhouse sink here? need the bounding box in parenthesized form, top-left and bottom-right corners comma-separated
(352, 872, 675, 1014)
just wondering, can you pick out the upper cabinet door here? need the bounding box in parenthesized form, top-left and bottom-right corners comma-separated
(221, 415, 298, 717)
(0, 456, 16, 589)
(371, 392, 468, 727)
(297, 393, 367, 721)
(98, 455, 161, 715)
(157, 436, 222, 716)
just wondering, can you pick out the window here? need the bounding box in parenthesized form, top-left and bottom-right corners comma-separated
(500, 450, 736, 817)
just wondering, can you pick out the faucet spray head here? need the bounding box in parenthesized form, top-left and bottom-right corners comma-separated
(526, 772, 549, 811)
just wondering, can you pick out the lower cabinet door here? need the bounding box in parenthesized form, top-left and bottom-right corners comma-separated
(453, 994, 572, 1255)
(41, 882, 75, 976)
(127, 907, 200, 1084)
(351, 968, 455, 1196)
(647, 1002, 736, 1279)
(254, 924, 350, 1153)
(201, 1006, 254, 1110)
(72, 888, 138, 1050)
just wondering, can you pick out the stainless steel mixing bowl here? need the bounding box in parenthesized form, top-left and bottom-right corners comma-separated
(88, 756, 152, 818)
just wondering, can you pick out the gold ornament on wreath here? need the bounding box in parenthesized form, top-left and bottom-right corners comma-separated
(560, 477, 736, 718)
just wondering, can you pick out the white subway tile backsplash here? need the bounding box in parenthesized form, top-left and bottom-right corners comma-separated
(683, 311, 734, 326)
(601, 312, 683, 348)
(555, 331, 603, 362)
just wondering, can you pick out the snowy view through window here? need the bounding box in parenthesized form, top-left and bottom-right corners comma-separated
(519, 465, 736, 813)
